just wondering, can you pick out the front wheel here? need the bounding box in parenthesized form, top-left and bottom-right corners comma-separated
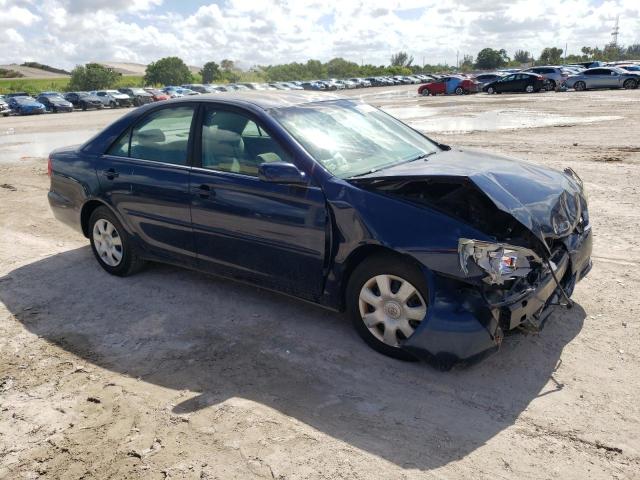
(89, 206, 145, 276)
(346, 254, 428, 361)
(623, 79, 638, 89)
(455, 86, 464, 95)
(525, 85, 534, 93)
(487, 86, 495, 94)
(421, 89, 430, 96)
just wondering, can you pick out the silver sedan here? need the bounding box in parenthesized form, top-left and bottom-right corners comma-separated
(564, 67, 639, 91)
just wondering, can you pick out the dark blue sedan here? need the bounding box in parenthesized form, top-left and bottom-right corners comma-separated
(48, 92, 592, 367)
(7, 96, 46, 115)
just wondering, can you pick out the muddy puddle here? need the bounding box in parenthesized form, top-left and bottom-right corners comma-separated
(382, 107, 621, 134)
(0, 129, 98, 163)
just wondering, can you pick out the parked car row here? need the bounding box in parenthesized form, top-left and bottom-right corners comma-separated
(3, 61, 637, 117)
(417, 62, 640, 96)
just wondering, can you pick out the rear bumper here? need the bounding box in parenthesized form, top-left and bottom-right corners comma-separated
(48, 190, 83, 234)
(402, 227, 593, 367)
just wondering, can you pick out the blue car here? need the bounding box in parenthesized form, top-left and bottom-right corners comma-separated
(47, 92, 592, 367)
(7, 96, 46, 115)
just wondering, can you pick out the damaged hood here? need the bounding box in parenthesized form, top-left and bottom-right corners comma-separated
(353, 149, 585, 251)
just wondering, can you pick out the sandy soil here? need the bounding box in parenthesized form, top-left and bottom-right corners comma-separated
(1, 86, 639, 479)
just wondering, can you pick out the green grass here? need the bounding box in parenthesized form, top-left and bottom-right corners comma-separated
(0, 75, 146, 95)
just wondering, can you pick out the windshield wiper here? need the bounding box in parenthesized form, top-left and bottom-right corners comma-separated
(405, 151, 437, 163)
(347, 151, 437, 179)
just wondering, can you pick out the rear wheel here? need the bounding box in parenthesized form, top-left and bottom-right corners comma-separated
(347, 254, 428, 361)
(487, 86, 495, 94)
(455, 86, 464, 95)
(525, 85, 534, 93)
(421, 89, 430, 96)
(623, 79, 638, 89)
(547, 79, 556, 90)
(89, 206, 145, 276)
(574, 81, 586, 91)
(110, 101, 117, 108)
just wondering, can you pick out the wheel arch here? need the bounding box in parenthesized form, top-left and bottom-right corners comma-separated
(80, 199, 119, 238)
(339, 244, 426, 310)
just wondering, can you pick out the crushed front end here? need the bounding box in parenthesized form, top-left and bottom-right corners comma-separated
(351, 153, 593, 366)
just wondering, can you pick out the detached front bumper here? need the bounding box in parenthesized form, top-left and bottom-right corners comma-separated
(402, 227, 593, 366)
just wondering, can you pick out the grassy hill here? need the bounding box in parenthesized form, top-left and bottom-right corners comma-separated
(0, 76, 146, 95)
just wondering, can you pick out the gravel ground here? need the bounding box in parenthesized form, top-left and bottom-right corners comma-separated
(1, 86, 639, 479)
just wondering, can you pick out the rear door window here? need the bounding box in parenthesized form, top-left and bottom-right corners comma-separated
(129, 106, 195, 165)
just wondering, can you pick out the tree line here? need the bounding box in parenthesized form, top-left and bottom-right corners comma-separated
(62, 44, 640, 91)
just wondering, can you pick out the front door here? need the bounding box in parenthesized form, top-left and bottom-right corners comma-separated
(95, 105, 197, 264)
(189, 106, 328, 299)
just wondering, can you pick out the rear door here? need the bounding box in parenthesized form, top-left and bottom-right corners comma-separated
(431, 79, 445, 94)
(585, 69, 607, 88)
(603, 69, 622, 88)
(189, 105, 328, 299)
(95, 104, 197, 264)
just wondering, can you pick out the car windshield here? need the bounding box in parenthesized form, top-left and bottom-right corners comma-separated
(271, 100, 439, 179)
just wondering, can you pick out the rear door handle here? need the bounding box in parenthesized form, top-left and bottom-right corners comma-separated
(198, 184, 214, 199)
(102, 168, 119, 179)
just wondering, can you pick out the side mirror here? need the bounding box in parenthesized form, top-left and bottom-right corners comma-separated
(258, 162, 307, 185)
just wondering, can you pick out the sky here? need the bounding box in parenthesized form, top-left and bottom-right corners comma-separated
(1, 0, 639, 70)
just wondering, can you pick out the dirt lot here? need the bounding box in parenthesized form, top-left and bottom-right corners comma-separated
(1, 86, 639, 479)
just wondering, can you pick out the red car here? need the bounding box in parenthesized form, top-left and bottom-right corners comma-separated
(418, 76, 479, 96)
(144, 88, 171, 102)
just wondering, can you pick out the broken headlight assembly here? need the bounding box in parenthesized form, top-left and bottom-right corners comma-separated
(458, 239, 542, 285)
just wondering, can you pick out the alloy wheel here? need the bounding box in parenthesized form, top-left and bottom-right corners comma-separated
(525, 85, 534, 93)
(358, 274, 427, 347)
(92, 218, 123, 267)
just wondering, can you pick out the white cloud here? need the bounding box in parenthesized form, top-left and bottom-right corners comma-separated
(0, 0, 639, 69)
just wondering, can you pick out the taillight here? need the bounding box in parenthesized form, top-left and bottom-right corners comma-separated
(47, 156, 52, 177)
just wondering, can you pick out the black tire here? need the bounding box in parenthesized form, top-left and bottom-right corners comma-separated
(455, 86, 464, 95)
(547, 79, 556, 90)
(574, 81, 586, 91)
(346, 253, 429, 361)
(81, 102, 87, 111)
(487, 86, 495, 94)
(421, 89, 430, 96)
(110, 101, 117, 108)
(89, 206, 145, 276)
(623, 79, 637, 89)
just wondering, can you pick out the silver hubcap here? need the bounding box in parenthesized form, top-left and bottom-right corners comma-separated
(526, 85, 533, 92)
(92, 219, 123, 267)
(358, 275, 427, 347)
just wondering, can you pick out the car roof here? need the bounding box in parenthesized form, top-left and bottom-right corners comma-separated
(156, 91, 344, 110)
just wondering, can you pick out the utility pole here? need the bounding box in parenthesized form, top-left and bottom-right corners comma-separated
(456, 50, 459, 69)
(564, 42, 567, 64)
(611, 15, 619, 47)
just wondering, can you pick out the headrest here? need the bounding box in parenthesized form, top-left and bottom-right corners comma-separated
(203, 128, 244, 157)
(137, 128, 165, 144)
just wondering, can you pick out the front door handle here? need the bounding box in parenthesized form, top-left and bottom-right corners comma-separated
(102, 168, 119, 179)
(198, 184, 214, 199)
